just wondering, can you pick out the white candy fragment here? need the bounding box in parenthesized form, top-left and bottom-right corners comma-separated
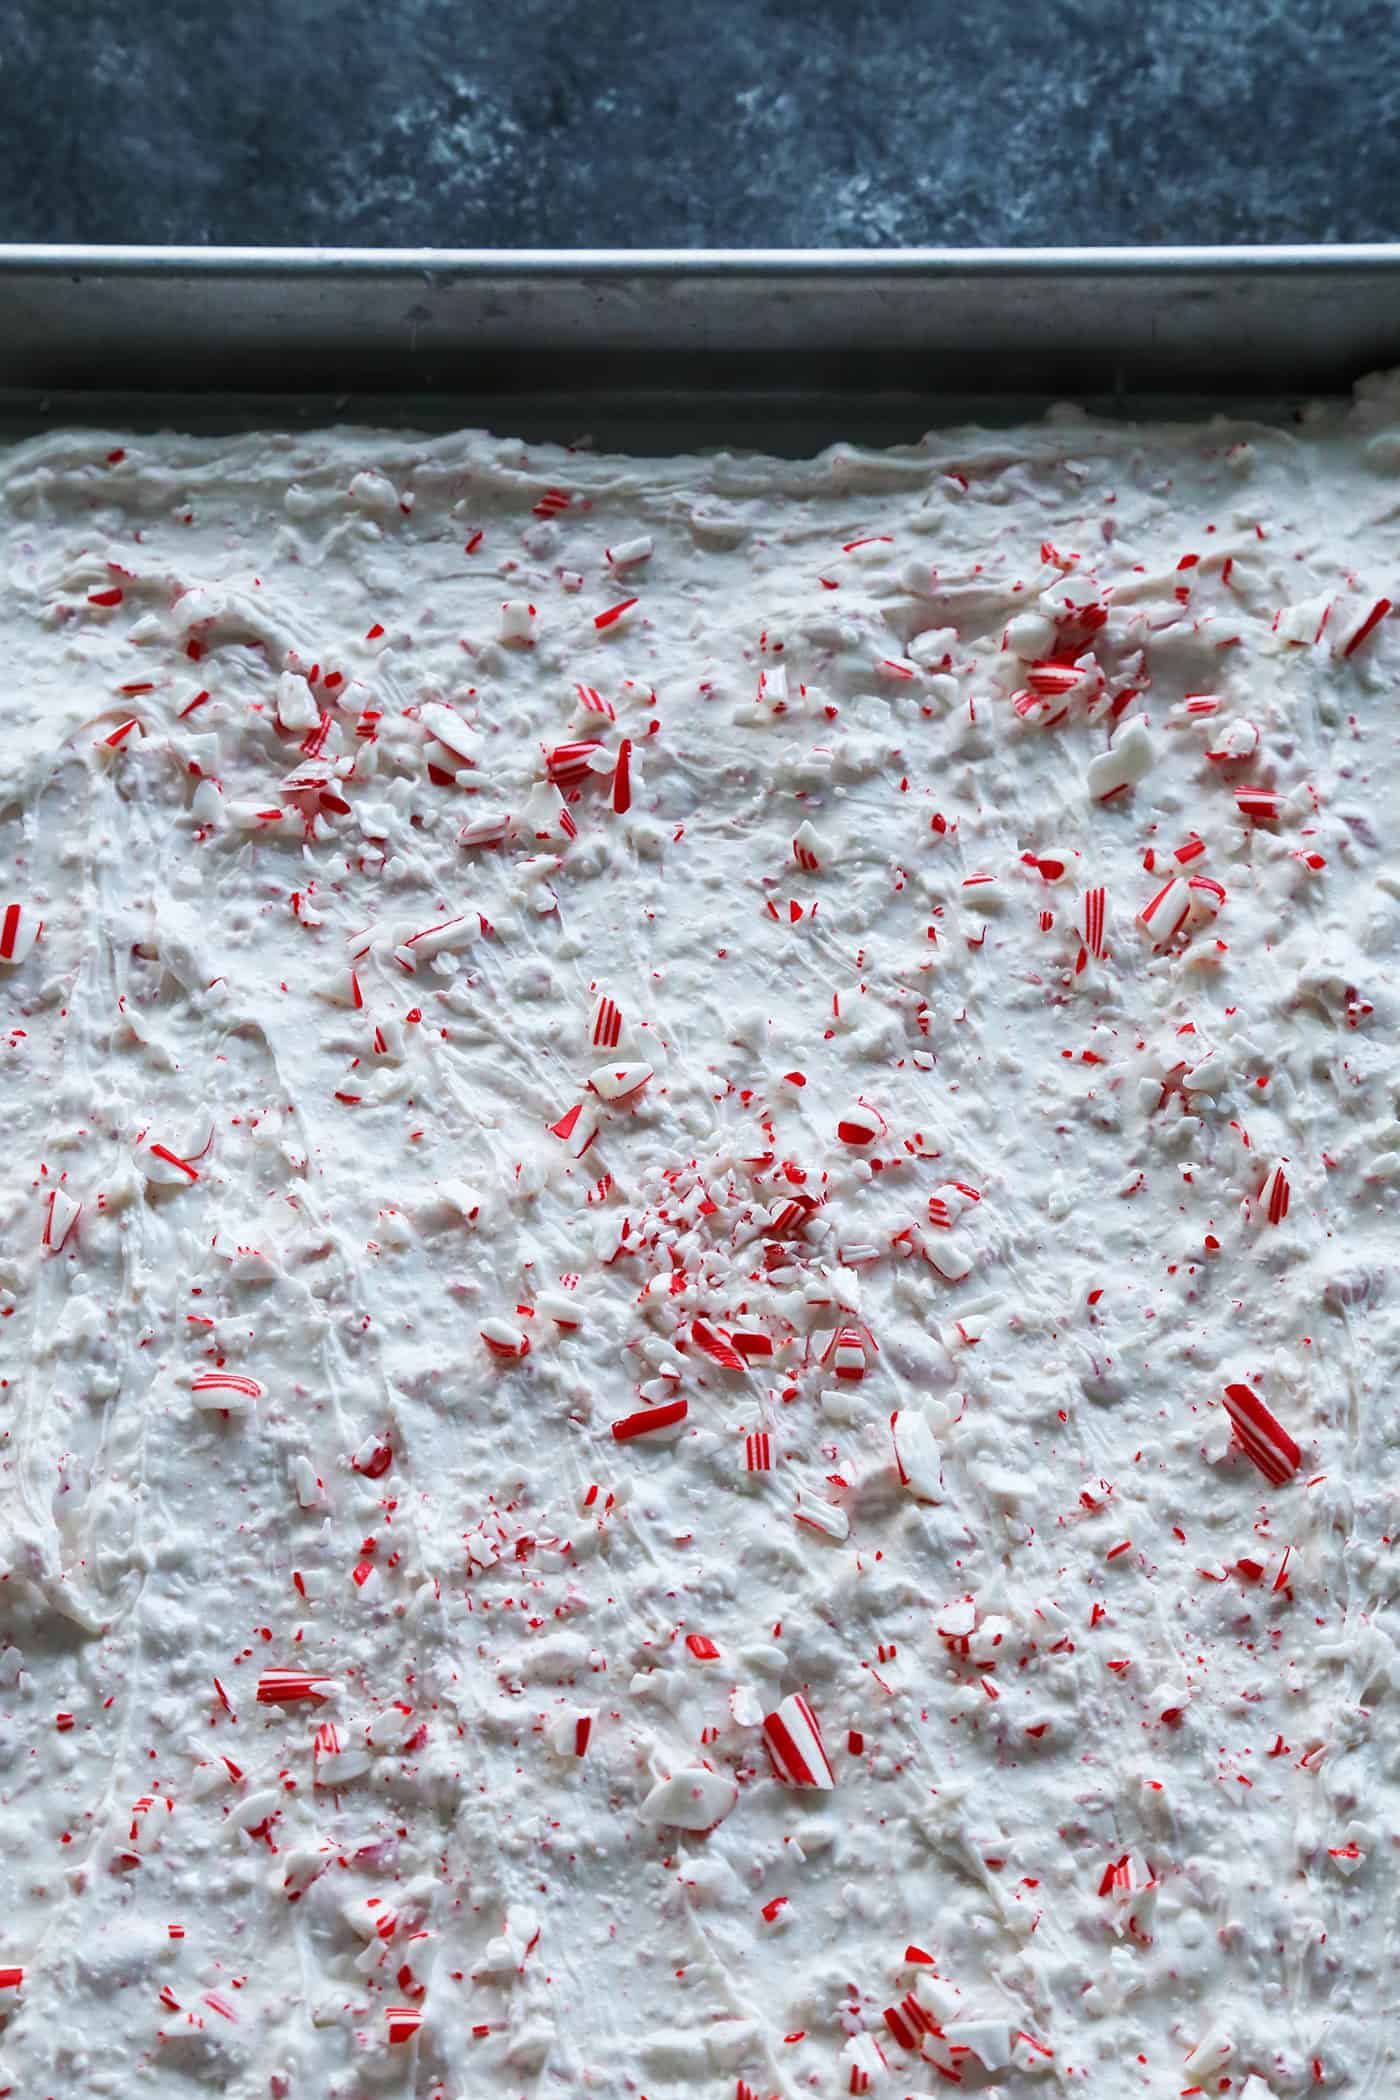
(923, 1236, 972, 1283)
(1182, 1047, 1229, 1093)
(1205, 716, 1259, 762)
(348, 469, 400, 514)
(942, 2019, 1011, 2070)
(936, 1598, 976, 1639)
(639, 1768, 738, 1832)
(536, 1288, 584, 1328)
(1087, 714, 1155, 800)
(1183, 2028, 1233, 2076)
(227, 800, 299, 837)
(890, 1411, 942, 1499)
(607, 535, 653, 569)
(190, 778, 225, 826)
(366, 1705, 414, 1750)
(290, 1455, 324, 1509)
(588, 1060, 653, 1103)
(228, 1787, 282, 1835)
(419, 701, 481, 765)
(313, 1721, 369, 1784)
(276, 672, 319, 731)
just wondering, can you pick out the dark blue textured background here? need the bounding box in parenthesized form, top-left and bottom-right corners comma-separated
(4, 0, 1398, 246)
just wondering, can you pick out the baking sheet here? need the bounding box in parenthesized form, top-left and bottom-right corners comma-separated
(3, 245, 1400, 453)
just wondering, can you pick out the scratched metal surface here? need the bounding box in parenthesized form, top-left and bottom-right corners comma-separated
(2, 248, 1400, 451)
(6, 0, 1397, 249)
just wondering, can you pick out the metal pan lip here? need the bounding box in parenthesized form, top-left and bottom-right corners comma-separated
(3, 240, 1400, 273)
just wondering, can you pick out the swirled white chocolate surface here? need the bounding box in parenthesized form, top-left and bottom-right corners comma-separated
(2, 392, 1399, 2100)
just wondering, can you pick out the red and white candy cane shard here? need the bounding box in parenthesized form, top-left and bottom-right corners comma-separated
(841, 2035, 888, 2095)
(498, 599, 537, 644)
(548, 1099, 601, 1157)
(795, 1495, 850, 1542)
(768, 1191, 819, 1236)
(588, 1059, 652, 1104)
(480, 1318, 530, 1360)
(1205, 717, 1260, 764)
(685, 1633, 720, 1660)
(351, 1435, 392, 1478)
(386, 2006, 422, 2045)
(691, 1318, 746, 1371)
(546, 1707, 593, 1756)
(1027, 656, 1088, 695)
(1138, 876, 1190, 944)
(300, 709, 334, 759)
(612, 1398, 688, 1441)
(1341, 595, 1391, 656)
(1236, 784, 1282, 821)
(1027, 844, 1073, 882)
(0, 903, 39, 966)
(1222, 1381, 1301, 1485)
(593, 596, 637, 630)
(612, 737, 633, 814)
(418, 700, 481, 765)
(836, 1101, 883, 1147)
(396, 913, 480, 968)
(1187, 874, 1226, 920)
(257, 1670, 336, 1705)
(0, 1967, 22, 1990)
(546, 738, 603, 786)
(42, 1187, 81, 1252)
(745, 1430, 773, 1471)
(459, 809, 512, 849)
(759, 662, 789, 709)
(884, 1991, 937, 2051)
(792, 820, 822, 872)
(1080, 885, 1107, 959)
(607, 535, 653, 569)
(730, 1327, 774, 1359)
(191, 1370, 264, 1408)
(101, 716, 142, 749)
(589, 993, 623, 1049)
(575, 682, 615, 720)
(823, 1324, 868, 1382)
(142, 1122, 212, 1185)
(762, 1693, 834, 1789)
(1012, 687, 1061, 725)
(1259, 1160, 1291, 1225)
(1098, 1850, 1156, 1899)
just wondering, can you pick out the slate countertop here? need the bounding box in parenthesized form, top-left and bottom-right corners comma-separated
(5, 0, 1397, 248)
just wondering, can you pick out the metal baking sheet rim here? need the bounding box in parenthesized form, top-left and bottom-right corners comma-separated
(4, 245, 1400, 445)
